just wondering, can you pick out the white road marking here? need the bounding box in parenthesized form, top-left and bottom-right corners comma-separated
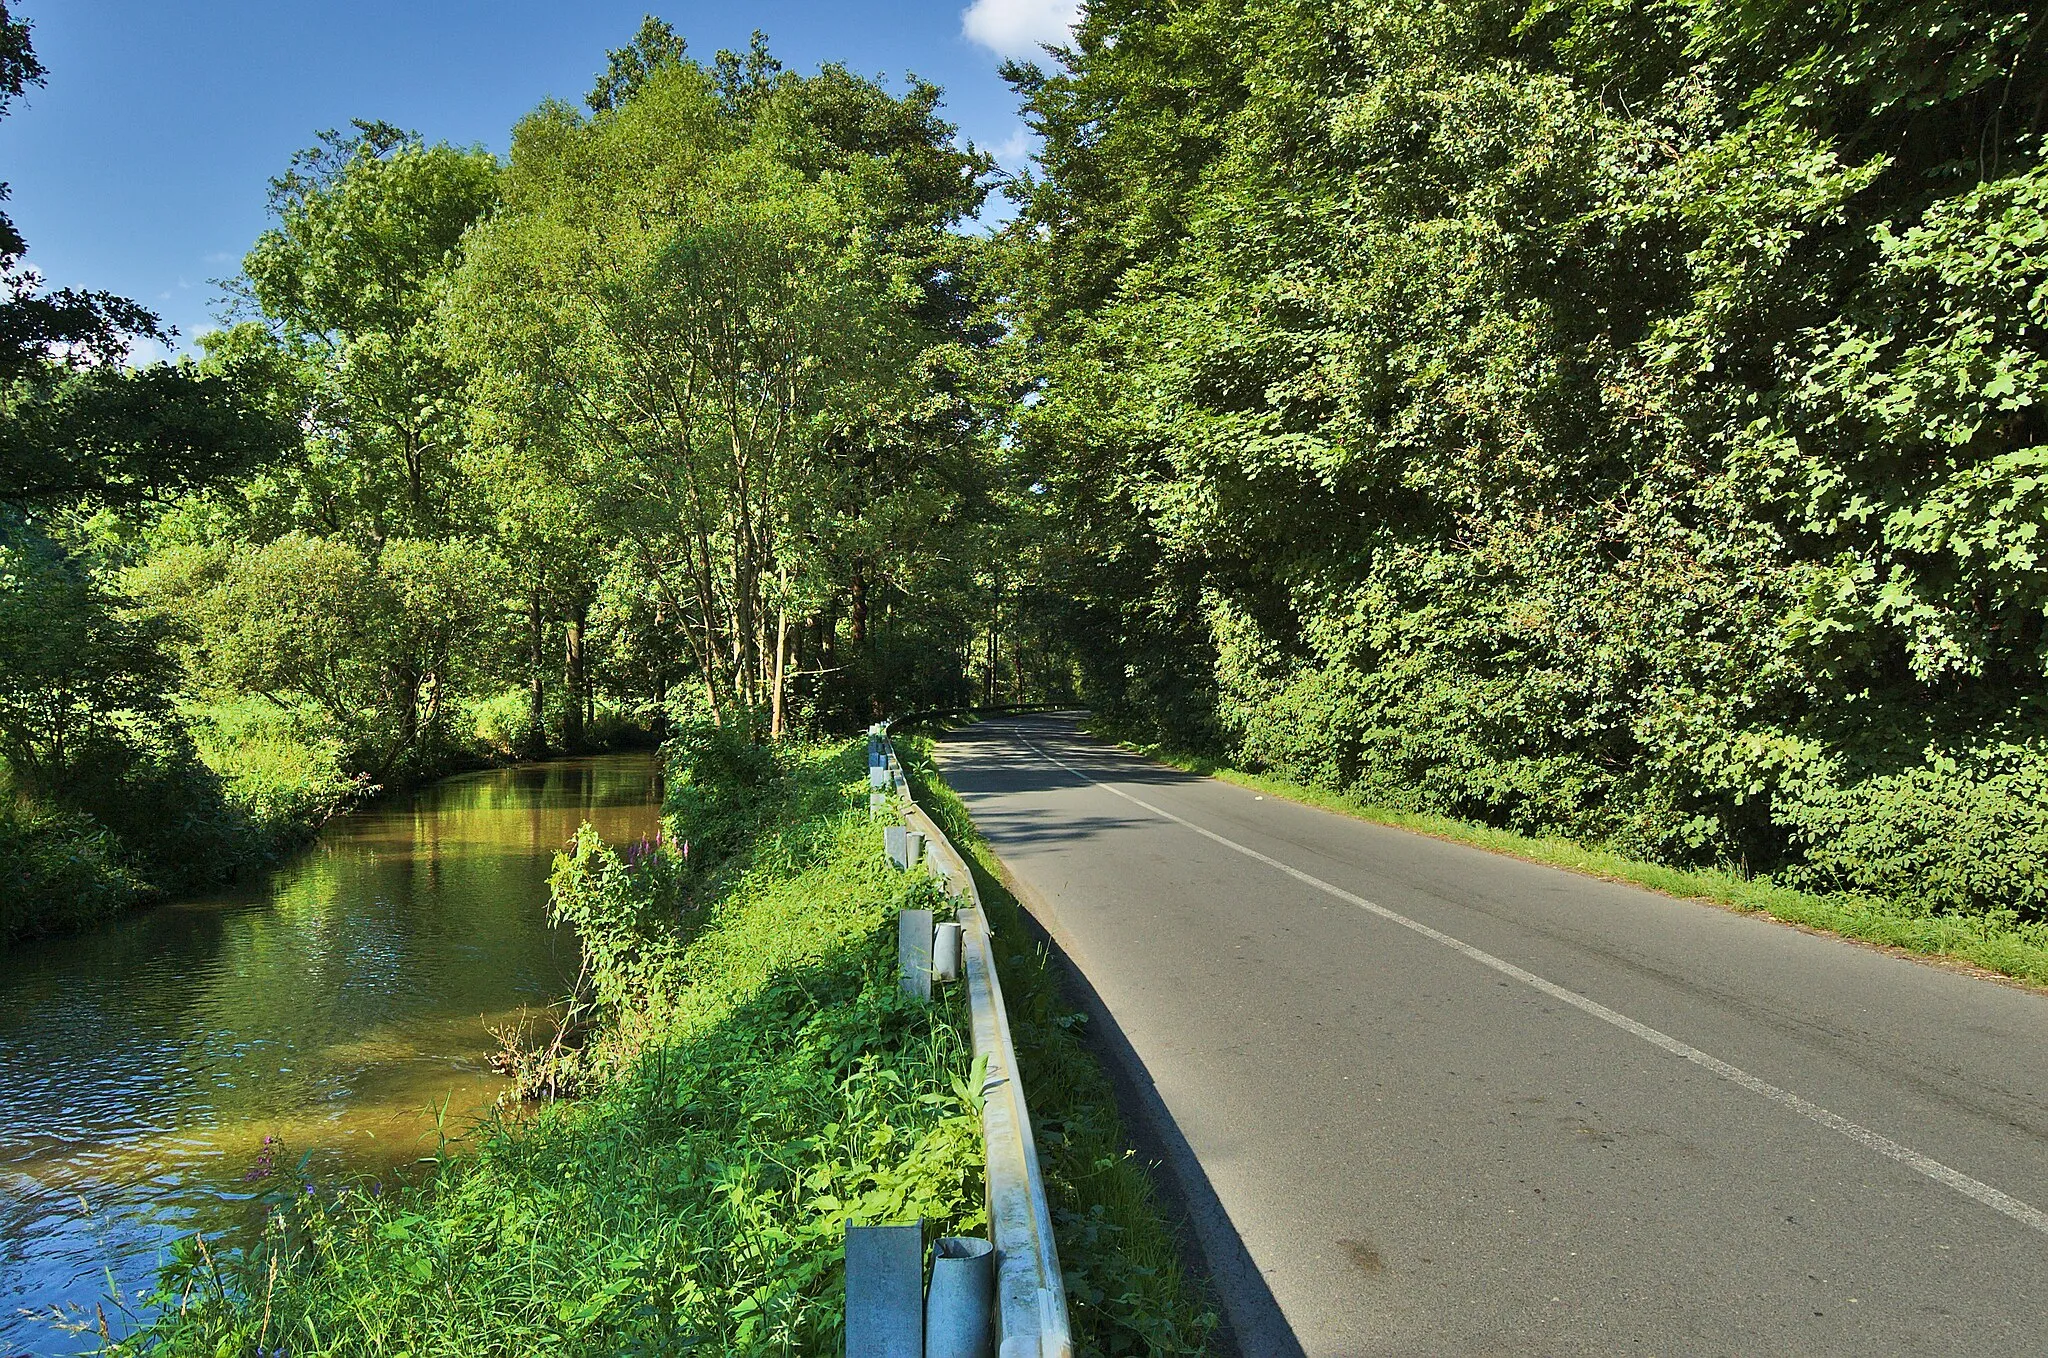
(1011, 731, 2048, 1240)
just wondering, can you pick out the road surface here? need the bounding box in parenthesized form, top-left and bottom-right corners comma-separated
(936, 714, 2048, 1356)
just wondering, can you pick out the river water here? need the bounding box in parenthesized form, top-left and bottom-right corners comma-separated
(0, 753, 662, 1355)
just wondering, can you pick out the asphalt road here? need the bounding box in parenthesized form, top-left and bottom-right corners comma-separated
(935, 713, 2048, 1357)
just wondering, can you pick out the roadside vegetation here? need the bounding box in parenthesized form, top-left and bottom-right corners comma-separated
(105, 729, 1208, 1356)
(1008, 0, 2048, 952)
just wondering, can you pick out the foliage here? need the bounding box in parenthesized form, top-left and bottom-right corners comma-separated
(229, 120, 500, 544)
(446, 42, 1003, 732)
(184, 695, 361, 832)
(1, 19, 1052, 946)
(0, 7, 310, 943)
(105, 735, 1210, 1355)
(0, 798, 147, 942)
(110, 739, 985, 1355)
(1006, 0, 2048, 920)
(0, 525, 172, 780)
(660, 716, 788, 871)
(138, 533, 504, 781)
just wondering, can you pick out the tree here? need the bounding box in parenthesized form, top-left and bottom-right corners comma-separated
(0, 4, 289, 512)
(0, 531, 170, 783)
(450, 45, 995, 734)
(229, 121, 500, 544)
(1007, 0, 2048, 914)
(143, 533, 502, 781)
(586, 15, 690, 113)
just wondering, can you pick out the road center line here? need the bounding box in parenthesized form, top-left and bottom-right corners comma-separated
(1011, 731, 2048, 1239)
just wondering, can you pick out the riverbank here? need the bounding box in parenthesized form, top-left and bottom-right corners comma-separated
(0, 697, 656, 947)
(104, 732, 1211, 1355)
(1102, 730, 2048, 991)
(1, 752, 659, 1357)
(0, 734, 347, 947)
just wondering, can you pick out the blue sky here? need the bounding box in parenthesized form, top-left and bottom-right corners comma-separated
(0, 1, 1076, 359)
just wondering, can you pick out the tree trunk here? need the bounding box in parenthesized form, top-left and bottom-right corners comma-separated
(770, 599, 789, 741)
(849, 569, 868, 650)
(564, 600, 588, 751)
(526, 591, 548, 755)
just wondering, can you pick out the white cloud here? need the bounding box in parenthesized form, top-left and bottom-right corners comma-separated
(994, 126, 1037, 171)
(125, 334, 175, 368)
(961, 0, 1080, 59)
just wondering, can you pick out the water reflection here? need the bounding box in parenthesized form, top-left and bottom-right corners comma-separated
(0, 753, 661, 1354)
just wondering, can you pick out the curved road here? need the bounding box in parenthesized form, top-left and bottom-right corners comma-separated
(936, 714, 2048, 1356)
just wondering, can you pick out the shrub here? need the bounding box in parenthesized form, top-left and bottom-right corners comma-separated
(663, 715, 785, 871)
(0, 801, 148, 942)
(1776, 745, 2048, 920)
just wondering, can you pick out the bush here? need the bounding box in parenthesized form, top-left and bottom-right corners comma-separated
(663, 716, 785, 871)
(1776, 745, 2048, 920)
(466, 686, 533, 757)
(0, 801, 148, 942)
(188, 698, 361, 840)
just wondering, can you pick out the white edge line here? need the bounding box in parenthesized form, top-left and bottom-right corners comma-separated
(1012, 732, 2048, 1240)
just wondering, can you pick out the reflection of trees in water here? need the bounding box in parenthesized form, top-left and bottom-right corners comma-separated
(369, 754, 662, 856)
(0, 753, 660, 1345)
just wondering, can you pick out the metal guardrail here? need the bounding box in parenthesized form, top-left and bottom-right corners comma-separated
(871, 723, 1074, 1358)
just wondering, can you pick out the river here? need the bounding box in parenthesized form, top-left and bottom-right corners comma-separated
(0, 752, 662, 1355)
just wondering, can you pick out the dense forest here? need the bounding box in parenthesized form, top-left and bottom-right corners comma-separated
(1011, 0, 2048, 921)
(6, 0, 2048, 941)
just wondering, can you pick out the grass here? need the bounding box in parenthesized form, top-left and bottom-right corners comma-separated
(894, 734, 1216, 1355)
(186, 697, 363, 833)
(1, 703, 354, 946)
(107, 734, 1212, 1356)
(1106, 732, 2048, 991)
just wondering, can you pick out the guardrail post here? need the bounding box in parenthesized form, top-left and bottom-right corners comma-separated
(844, 1223, 923, 1358)
(886, 825, 909, 869)
(933, 921, 963, 982)
(925, 1236, 995, 1358)
(899, 907, 934, 1002)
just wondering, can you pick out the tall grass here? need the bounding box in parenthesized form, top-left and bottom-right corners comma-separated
(109, 735, 1209, 1356)
(186, 697, 362, 833)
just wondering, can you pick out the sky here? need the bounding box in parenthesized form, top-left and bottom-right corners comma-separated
(0, 0, 1078, 360)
